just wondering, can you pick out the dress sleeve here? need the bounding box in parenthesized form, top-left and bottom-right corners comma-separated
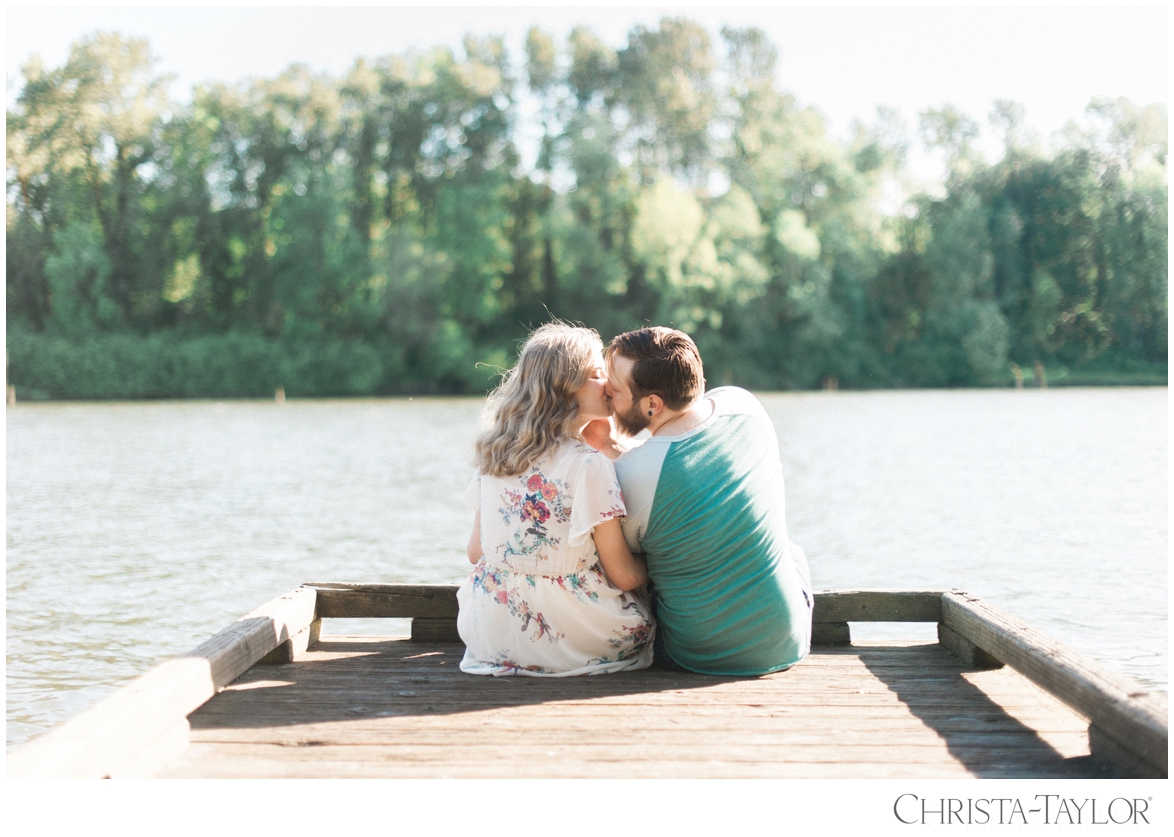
(462, 474, 481, 511)
(568, 452, 627, 547)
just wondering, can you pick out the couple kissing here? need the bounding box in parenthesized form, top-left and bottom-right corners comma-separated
(457, 323, 812, 677)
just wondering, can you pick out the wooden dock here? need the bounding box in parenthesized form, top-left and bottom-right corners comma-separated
(7, 584, 1167, 779)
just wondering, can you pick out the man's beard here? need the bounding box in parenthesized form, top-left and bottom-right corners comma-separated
(613, 399, 651, 436)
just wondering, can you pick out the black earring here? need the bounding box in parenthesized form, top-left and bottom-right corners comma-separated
(647, 410, 653, 416)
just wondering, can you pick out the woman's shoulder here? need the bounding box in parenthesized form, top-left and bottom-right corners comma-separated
(553, 440, 617, 478)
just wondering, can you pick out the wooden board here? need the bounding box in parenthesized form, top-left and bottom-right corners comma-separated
(158, 638, 1113, 779)
(813, 590, 944, 623)
(311, 585, 946, 624)
(311, 583, 459, 619)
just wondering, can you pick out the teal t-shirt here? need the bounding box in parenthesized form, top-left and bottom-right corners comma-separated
(616, 387, 811, 675)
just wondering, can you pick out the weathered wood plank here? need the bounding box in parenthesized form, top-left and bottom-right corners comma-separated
(169, 739, 1091, 767)
(188, 687, 1089, 718)
(162, 742, 1104, 779)
(186, 710, 1087, 734)
(813, 590, 944, 623)
(941, 590, 1167, 778)
(6, 585, 317, 778)
(187, 694, 1098, 714)
(173, 759, 1093, 780)
(190, 690, 1086, 710)
(310, 583, 459, 618)
(161, 748, 1022, 779)
(186, 726, 1091, 753)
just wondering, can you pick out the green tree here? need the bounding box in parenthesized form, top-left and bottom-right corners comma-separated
(8, 33, 171, 322)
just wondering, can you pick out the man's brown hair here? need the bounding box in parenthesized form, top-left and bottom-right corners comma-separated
(606, 327, 705, 410)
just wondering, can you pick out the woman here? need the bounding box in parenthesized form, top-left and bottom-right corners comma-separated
(457, 323, 655, 676)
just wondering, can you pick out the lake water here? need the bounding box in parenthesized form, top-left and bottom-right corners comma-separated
(5, 388, 1168, 748)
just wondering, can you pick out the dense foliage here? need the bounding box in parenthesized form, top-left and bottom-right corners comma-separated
(6, 23, 1167, 397)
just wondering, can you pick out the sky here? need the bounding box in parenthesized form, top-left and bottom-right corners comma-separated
(5, 3, 1170, 182)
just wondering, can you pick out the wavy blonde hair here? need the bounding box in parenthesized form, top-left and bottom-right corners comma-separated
(474, 323, 602, 477)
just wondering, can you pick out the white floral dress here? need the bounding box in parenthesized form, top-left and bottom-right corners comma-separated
(457, 441, 655, 676)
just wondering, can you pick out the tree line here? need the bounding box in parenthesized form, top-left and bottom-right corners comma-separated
(6, 21, 1167, 398)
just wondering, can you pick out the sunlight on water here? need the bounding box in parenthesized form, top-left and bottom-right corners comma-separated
(5, 388, 1167, 747)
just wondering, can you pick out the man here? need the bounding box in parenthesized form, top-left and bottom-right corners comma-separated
(590, 326, 812, 675)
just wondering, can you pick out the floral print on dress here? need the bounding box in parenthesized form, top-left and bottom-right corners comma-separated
(586, 607, 655, 666)
(471, 562, 564, 643)
(552, 567, 602, 603)
(498, 469, 571, 562)
(596, 491, 625, 525)
(457, 441, 655, 677)
(490, 654, 552, 675)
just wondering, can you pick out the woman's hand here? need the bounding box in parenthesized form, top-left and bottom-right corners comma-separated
(590, 518, 648, 591)
(580, 417, 628, 460)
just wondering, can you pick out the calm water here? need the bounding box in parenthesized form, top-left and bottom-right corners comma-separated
(6, 388, 1167, 747)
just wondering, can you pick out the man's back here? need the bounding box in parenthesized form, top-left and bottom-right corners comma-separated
(616, 387, 811, 675)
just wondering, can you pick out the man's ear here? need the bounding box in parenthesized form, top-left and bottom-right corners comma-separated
(646, 393, 664, 417)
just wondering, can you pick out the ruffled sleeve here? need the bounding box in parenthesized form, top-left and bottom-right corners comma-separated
(462, 474, 481, 511)
(568, 452, 627, 547)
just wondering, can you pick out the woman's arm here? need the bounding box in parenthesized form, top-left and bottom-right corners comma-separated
(466, 510, 483, 564)
(591, 517, 648, 591)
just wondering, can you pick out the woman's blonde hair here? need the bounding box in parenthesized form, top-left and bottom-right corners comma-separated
(474, 323, 602, 477)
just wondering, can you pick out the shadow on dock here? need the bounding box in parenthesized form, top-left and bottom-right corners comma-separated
(188, 637, 736, 730)
(859, 644, 1115, 779)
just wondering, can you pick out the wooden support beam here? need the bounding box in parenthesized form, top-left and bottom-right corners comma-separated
(1087, 726, 1163, 780)
(257, 618, 321, 665)
(937, 622, 1003, 669)
(941, 590, 1167, 778)
(811, 622, 851, 646)
(813, 590, 944, 623)
(411, 618, 462, 643)
(6, 585, 318, 778)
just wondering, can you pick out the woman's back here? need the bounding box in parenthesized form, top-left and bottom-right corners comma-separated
(458, 441, 654, 675)
(472, 441, 623, 576)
